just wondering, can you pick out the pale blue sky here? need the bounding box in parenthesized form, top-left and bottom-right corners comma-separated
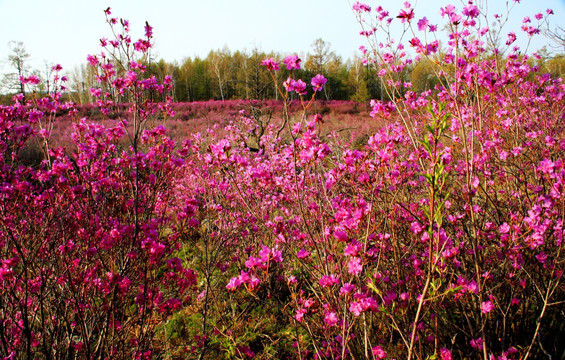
(1, 0, 564, 76)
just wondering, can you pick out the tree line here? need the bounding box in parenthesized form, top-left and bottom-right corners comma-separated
(2, 38, 565, 105)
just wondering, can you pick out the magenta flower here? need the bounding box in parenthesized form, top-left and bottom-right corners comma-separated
(319, 274, 339, 287)
(535, 252, 548, 264)
(226, 277, 242, 291)
(440, 4, 456, 17)
(372, 345, 387, 359)
(323, 311, 338, 327)
(295, 308, 307, 322)
(397, 7, 414, 23)
(449, 13, 462, 24)
(261, 57, 280, 71)
(20, 75, 40, 85)
(311, 74, 327, 92)
(334, 229, 348, 242)
(417, 17, 429, 31)
(293, 79, 307, 95)
(87, 54, 99, 66)
(259, 245, 271, 263)
(144, 22, 153, 38)
(283, 55, 301, 70)
(340, 283, 355, 295)
(349, 301, 363, 316)
(352, 1, 371, 12)
(440, 348, 453, 360)
(244, 256, 261, 269)
(462, 4, 479, 18)
(481, 301, 494, 314)
(27, 110, 44, 123)
(283, 77, 293, 92)
(347, 257, 363, 275)
(506, 32, 517, 45)
(470, 337, 483, 351)
(296, 249, 310, 259)
(90, 88, 102, 97)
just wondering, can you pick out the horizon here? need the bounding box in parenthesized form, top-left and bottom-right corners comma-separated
(1, 0, 564, 80)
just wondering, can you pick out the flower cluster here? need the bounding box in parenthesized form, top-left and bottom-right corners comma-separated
(0, 2, 564, 360)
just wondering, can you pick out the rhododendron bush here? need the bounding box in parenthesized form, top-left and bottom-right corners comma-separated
(1, 1, 564, 359)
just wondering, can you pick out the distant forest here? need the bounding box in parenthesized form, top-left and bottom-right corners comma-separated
(2, 38, 565, 105)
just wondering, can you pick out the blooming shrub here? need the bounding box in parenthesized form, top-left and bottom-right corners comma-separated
(0, 10, 194, 360)
(1, 1, 564, 360)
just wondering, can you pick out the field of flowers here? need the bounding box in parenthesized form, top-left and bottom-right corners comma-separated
(1, 1, 564, 359)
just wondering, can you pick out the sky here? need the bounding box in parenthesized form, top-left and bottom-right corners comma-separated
(0, 0, 564, 77)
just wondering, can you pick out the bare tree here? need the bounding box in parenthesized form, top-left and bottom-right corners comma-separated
(544, 25, 565, 52)
(1, 41, 31, 97)
(208, 46, 231, 101)
(305, 38, 337, 74)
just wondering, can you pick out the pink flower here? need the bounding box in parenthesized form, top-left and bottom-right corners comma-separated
(311, 74, 327, 92)
(440, 348, 453, 360)
(348, 257, 363, 275)
(340, 283, 355, 295)
(20, 75, 40, 85)
(440, 5, 456, 17)
(470, 337, 483, 351)
(226, 277, 242, 291)
(244, 256, 261, 269)
(319, 274, 339, 287)
(352, 2, 371, 12)
(295, 308, 307, 322)
(535, 252, 547, 264)
(323, 311, 338, 327)
(334, 229, 349, 242)
(349, 301, 364, 316)
(283, 78, 307, 95)
(292, 79, 307, 95)
(538, 159, 555, 174)
(248, 276, 261, 289)
(449, 13, 462, 24)
(283, 77, 293, 92)
(372, 345, 387, 359)
(283, 55, 301, 70)
(397, 7, 414, 23)
(271, 248, 283, 263)
(462, 4, 479, 18)
(344, 242, 360, 256)
(261, 58, 280, 71)
(259, 245, 272, 262)
(417, 17, 429, 31)
(499, 223, 510, 234)
(506, 32, 517, 45)
(144, 22, 153, 38)
(481, 300, 494, 314)
(27, 110, 44, 123)
(296, 249, 310, 259)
